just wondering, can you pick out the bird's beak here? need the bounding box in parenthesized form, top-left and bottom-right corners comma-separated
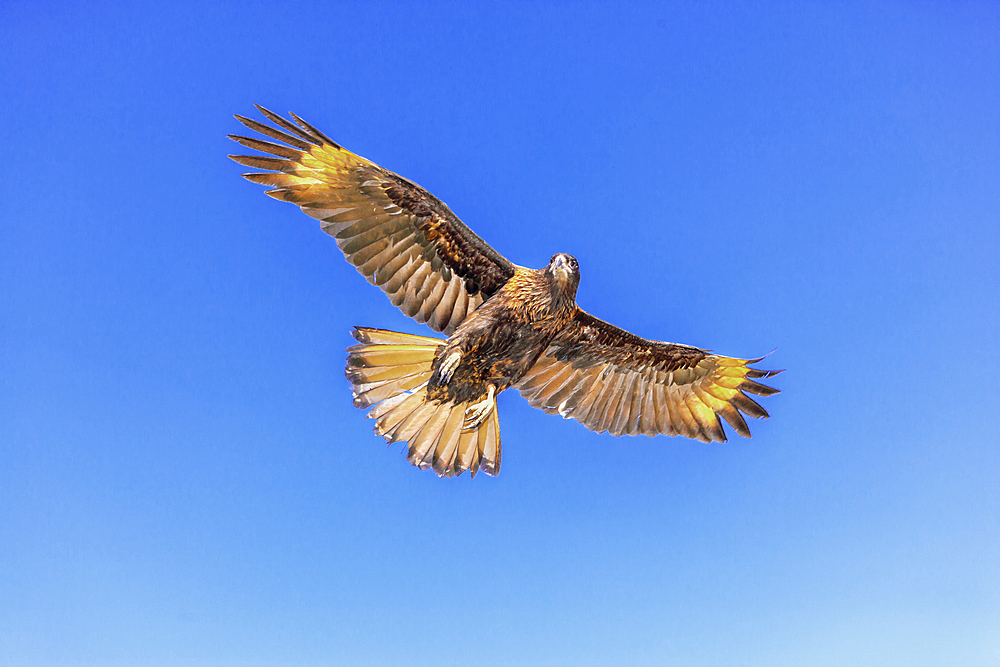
(553, 255, 570, 274)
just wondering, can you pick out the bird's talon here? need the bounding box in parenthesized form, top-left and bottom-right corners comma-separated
(463, 385, 496, 429)
(437, 351, 462, 384)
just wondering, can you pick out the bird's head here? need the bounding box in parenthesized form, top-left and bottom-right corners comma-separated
(545, 253, 580, 304)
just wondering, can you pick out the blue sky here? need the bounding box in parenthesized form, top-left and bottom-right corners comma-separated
(2, 1, 998, 665)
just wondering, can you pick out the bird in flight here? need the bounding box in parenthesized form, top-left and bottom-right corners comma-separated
(229, 106, 781, 478)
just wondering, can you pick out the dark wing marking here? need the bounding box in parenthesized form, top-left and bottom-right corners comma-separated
(229, 106, 517, 334)
(516, 310, 781, 442)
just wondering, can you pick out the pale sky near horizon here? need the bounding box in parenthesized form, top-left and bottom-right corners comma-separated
(2, 2, 998, 665)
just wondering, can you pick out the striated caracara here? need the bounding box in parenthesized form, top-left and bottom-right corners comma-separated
(229, 106, 781, 478)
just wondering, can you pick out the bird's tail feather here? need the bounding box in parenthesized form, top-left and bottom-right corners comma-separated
(345, 327, 501, 477)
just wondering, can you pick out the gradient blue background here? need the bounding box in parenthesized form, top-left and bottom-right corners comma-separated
(2, 2, 998, 665)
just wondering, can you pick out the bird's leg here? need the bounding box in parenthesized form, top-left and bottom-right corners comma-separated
(437, 350, 462, 384)
(464, 384, 496, 429)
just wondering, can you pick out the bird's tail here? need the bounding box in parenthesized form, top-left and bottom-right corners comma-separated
(345, 327, 501, 477)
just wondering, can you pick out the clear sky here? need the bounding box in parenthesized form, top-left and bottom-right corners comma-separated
(2, 2, 998, 666)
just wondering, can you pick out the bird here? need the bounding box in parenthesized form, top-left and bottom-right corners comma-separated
(229, 106, 781, 478)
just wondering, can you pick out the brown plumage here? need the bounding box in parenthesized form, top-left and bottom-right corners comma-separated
(230, 106, 782, 478)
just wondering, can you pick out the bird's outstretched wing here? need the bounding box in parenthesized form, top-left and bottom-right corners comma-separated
(516, 310, 781, 441)
(229, 106, 516, 334)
